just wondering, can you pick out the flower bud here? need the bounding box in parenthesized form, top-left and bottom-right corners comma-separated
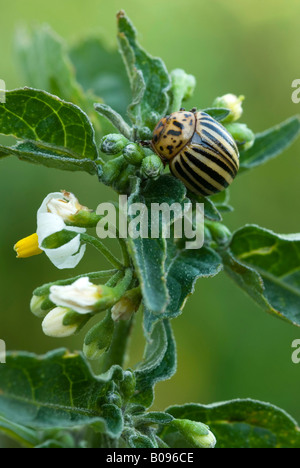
(111, 288, 142, 322)
(101, 155, 126, 185)
(42, 307, 89, 338)
(100, 134, 129, 155)
(119, 370, 136, 401)
(30, 295, 52, 318)
(83, 313, 114, 360)
(112, 164, 137, 194)
(49, 277, 116, 315)
(144, 111, 161, 129)
(123, 143, 145, 165)
(225, 122, 255, 151)
(172, 419, 216, 448)
(141, 154, 164, 179)
(213, 93, 244, 122)
(205, 221, 232, 246)
(136, 126, 153, 141)
(170, 68, 196, 102)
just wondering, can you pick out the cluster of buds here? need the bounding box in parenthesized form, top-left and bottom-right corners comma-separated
(30, 269, 137, 343)
(213, 93, 255, 150)
(100, 133, 164, 193)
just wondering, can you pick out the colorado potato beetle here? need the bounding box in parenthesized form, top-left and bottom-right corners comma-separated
(151, 110, 239, 196)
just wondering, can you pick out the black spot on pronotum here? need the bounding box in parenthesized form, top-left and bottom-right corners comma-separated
(173, 121, 184, 130)
(167, 145, 174, 154)
(167, 129, 181, 136)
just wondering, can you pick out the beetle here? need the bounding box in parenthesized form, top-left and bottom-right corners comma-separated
(151, 109, 239, 196)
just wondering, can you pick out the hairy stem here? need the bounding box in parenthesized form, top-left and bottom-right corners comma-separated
(98, 317, 134, 373)
(81, 233, 124, 270)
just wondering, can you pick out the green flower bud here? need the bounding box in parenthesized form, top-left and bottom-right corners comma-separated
(119, 370, 136, 401)
(225, 122, 255, 151)
(101, 155, 126, 185)
(42, 307, 90, 338)
(141, 155, 164, 179)
(205, 221, 232, 245)
(203, 225, 213, 244)
(107, 392, 123, 408)
(100, 134, 129, 155)
(123, 143, 145, 165)
(30, 295, 52, 318)
(111, 288, 142, 322)
(213, 93, 244, 123)
(112, 164, 137, 194)
(136, 126, 153, 140)
(170, 68, 196, 102)
(144, 111, 161, 129)
(83, 312, 114, 361)
(172, 419, 216, 448)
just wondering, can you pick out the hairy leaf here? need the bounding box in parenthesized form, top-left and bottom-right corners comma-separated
(127, 175, 188, 315)
(69, 36, 130, 117)
(0, 349, 124, 437)
(0, 88, 98, 161)
(164, 399, 300, 448)
(226, 224, 300, 327)
(239, 116, 300, 171)
(134, 320, 177, 408)
(144, 243, 223, 335)
(0, 142, 98, 174)
(117, 11, 170, 129)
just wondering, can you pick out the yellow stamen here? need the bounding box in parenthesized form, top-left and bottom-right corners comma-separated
(14, 233, 43, 259)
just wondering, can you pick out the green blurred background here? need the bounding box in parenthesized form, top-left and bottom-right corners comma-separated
(1, 0, 300, 445)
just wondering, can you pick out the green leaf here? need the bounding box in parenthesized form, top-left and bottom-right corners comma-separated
(225, 224, 300, 327)
(0, 415, 40, 447)
(15, 25, 105, 139)
(189, 192, 222, 221)
(210, 190, 233, 213)
(164, 399, 300, 448)
(239, 116, 300, 171)
(202, 107, 230, 122)
(126, 177, 169, 315)
(134, 412, 174, 426)
(69, 36, 130, 117)
(0, 88, 98, 161)
(0, 349, 124, 437)
(128, 431, 157, 448)
(144, 242, 223, 335)
(15, 25, 84, 105)
(134, 320, 177, 408)
(117, 11, 170, 129)
(0, 142, 98, 174)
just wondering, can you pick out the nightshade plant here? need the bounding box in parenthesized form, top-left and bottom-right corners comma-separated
(0, 11, 300, 449)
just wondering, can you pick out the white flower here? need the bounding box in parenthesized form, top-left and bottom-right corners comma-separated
(42, 307, 78, 338)
(36, 192, 87, 269)
(50, 277, 102, 314)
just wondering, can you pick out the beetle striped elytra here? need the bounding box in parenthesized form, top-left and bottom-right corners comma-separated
(151, 110, 239, 196)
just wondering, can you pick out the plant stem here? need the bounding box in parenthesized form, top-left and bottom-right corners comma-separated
(98, 317, 134, 373)
(81, 233, 123, 270)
